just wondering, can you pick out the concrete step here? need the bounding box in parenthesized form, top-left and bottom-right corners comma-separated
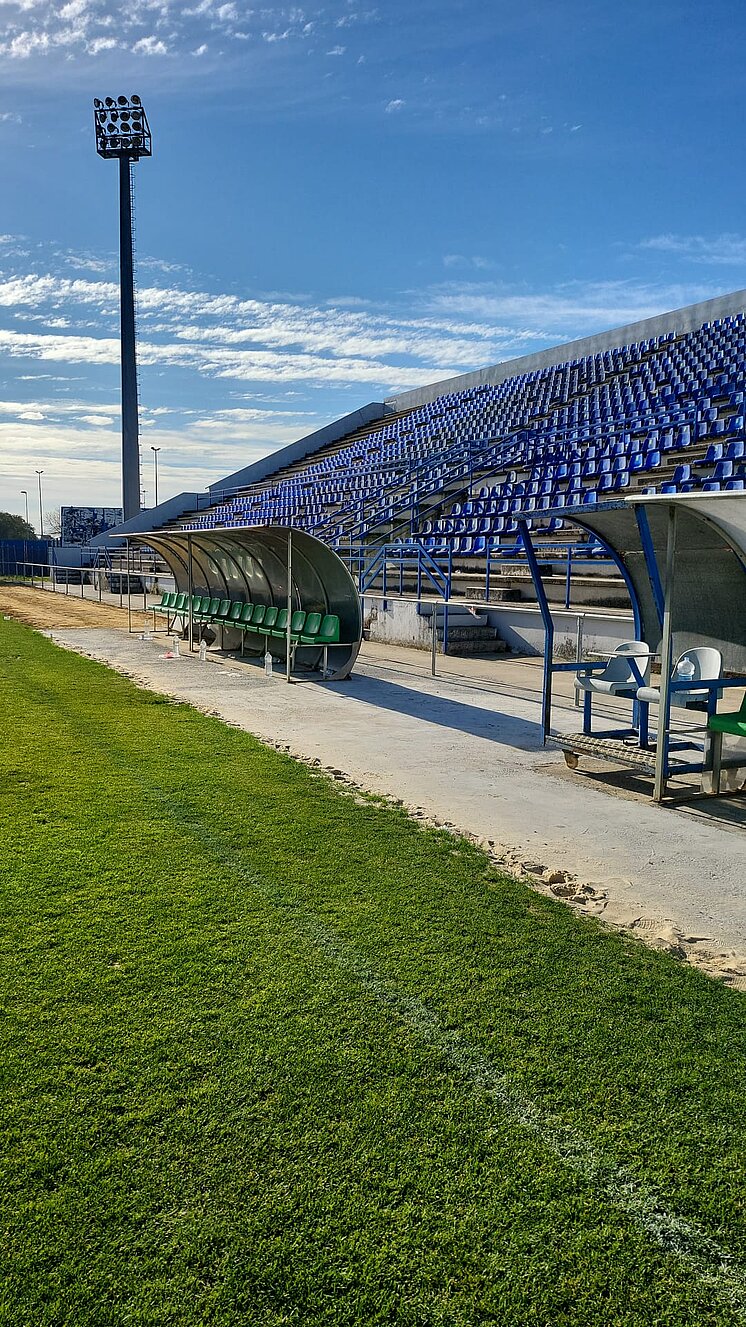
(438, 625, 501, 643)
(443, 636, 509, 656)
(418, 604, 488, 627)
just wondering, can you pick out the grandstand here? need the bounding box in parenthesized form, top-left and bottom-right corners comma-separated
(121, 289, 746, 628)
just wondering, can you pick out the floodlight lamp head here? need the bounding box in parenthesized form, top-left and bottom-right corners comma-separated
(94, 94, 152, 160)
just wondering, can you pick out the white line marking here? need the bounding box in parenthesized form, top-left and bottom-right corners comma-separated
(163, 798, 746, 1315)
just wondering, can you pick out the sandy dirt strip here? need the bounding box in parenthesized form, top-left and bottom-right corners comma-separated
(0, 584, 151, 631)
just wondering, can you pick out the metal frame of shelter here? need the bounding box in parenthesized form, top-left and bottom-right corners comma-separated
(122, 525, 363, 682)
(517, 492, 746, 801)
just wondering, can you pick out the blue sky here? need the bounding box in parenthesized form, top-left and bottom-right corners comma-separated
(1, 0, 746, 523)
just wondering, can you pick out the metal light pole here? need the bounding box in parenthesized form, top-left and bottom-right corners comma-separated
(35, 471, 44, 536)
(94, 95, 152, 523)
(21, 490, 28, 524)
(151, 446, 161, 508)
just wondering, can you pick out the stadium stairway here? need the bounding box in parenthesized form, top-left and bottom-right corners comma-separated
(417, 603, 508, 655)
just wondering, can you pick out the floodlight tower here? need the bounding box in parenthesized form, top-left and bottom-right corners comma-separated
(93, 95, 152, 522)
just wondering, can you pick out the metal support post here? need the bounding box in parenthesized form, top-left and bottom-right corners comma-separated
(187, 533, 194, 653)
(518, 519, 555, 743)
(574, 613, 585, 708)
(286, 528, 293, 683)
(119, 155, 141, 522)
(635, 506, 665, 630)
(127, 540, 132, 633)
(653, 505, 677, 802)
(431, 607, 437, 676)
(564, 547, 573, 609)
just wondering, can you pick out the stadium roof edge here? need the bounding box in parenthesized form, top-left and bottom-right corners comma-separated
(386, 287, 746, 413)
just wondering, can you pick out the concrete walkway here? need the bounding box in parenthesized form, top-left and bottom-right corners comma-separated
(51, 628, 746, 982)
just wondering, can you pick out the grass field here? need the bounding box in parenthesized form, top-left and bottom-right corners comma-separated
(1, 617, 746, 1327)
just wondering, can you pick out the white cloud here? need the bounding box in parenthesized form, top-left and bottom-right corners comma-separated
(423, 277, 722, 338)
(443, 254, 494, 271)
(640, 233, 746, 267)
(1, 240, 733, 514)
(87, 36, 117, 53)
(384, 97, 404, 113)
(131, 34, 168, 55)
(326, 43, 345, 54)
(0, 0, 368, 65)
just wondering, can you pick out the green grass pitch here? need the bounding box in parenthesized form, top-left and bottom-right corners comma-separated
(1, 617, 745, 1326)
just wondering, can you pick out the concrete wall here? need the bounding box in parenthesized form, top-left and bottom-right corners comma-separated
(363, 595, 635, 657)
(387, 289, 746, 413)
(489, 603, 634, 657)
(365, 597, 432, 649)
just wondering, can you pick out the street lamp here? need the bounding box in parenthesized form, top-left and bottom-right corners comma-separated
(93, 94, 152, 523)
(21, 490, 28, 524)
(151, 446, 161, 508)
(35, 470, 44, 536)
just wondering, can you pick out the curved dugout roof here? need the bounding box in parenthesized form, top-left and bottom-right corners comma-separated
(135, 525, 362, 680)
(554, 493, 746, 672)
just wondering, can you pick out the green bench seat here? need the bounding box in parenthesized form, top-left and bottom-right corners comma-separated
(244, 604, 267, 632)
(194, 595, 220, 622)
(152, 591, 177, 628)
(269, 610, 306, 642)
(298, 611, 322, 645)
(709, 694, 746, 738)
(707, 693, 746, 793)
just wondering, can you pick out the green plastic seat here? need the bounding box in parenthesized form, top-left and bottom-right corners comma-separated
(200, 596, 220, 620)
(289, 610, 306, 639)
(173, 592, 188, 613)
(709, 693, 746, 737)
(317, 614, 340, 646)
(299, 611, 322, 645)
(153, 589, 177, 629)
(262, 606, 279, 633)
(233, 602, 254, 633)
(214, 598, 231, 621)
(245, 603, 267, 633)
(228, 601, 244, 624)
(270, 607, 290, 638)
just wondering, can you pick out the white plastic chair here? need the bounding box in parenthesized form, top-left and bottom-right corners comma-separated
(637, 646, 723, 709)
(575, 641, 651, 697)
